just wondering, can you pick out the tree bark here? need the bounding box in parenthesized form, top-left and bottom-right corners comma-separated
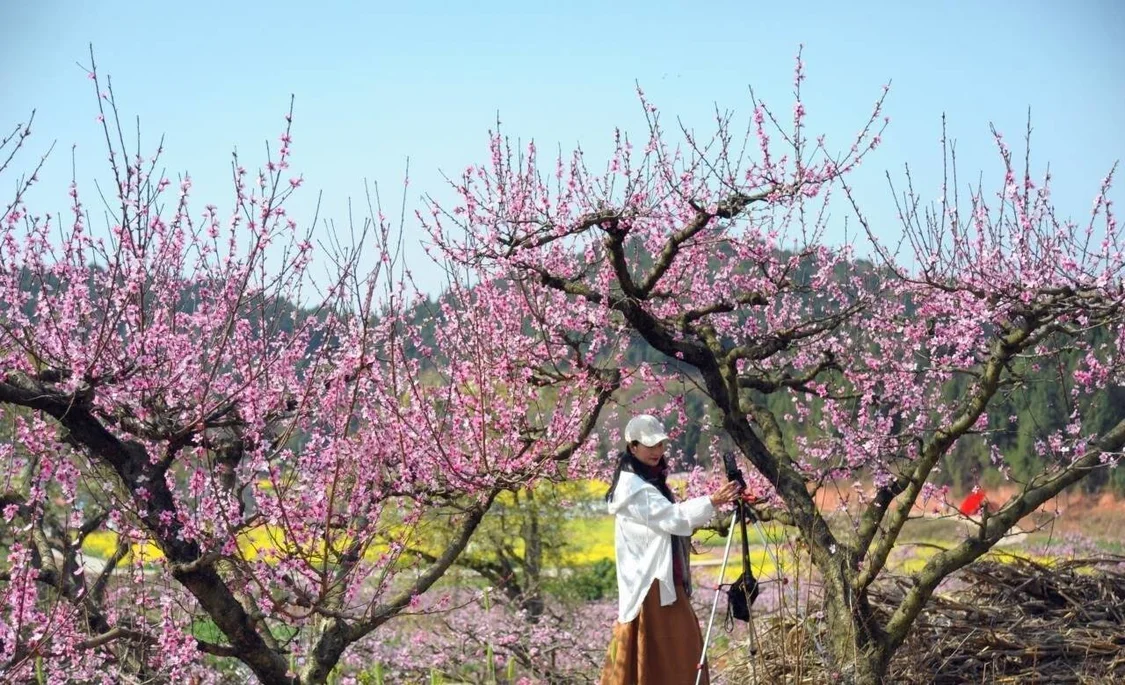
(0, 376, 297, 684)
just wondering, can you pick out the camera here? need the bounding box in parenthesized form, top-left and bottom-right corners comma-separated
(722, 451, 746, 488)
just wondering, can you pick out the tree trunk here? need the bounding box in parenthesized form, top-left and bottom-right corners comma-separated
(821, 579, 889, 685)
(520, 489, 545, 622)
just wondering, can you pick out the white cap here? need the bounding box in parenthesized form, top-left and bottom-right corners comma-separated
(624, 414, 669, 447)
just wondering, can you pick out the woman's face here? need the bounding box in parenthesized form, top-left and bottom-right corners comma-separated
(632, 440, 667, 467)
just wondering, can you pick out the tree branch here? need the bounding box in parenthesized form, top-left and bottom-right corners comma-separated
(852, 472, 913, 564)
(856, 319, 1035, 590)
(77, 627, 155, 651)
(882, 417, 1125, 652)
(679, 291, 769, 331)
(91, 536, 130, 604)
(195, 639, 241, 658)
(726, 305, 862, 365)
(300, 489, 503, 684)
(639, 187, 776, 296)
(738, 350, 838, 394)
(366, 490, 500, 630)
(0, 374, 295, 685)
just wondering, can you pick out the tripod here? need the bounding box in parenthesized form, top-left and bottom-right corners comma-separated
(695, 498, 780, 685)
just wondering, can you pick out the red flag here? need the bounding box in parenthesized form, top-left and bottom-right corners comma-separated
(959, 489, 987, 516)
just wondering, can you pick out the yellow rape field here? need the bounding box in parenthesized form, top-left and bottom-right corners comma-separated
(80, 480, 620, 567)
(80, 480, 1064, 579)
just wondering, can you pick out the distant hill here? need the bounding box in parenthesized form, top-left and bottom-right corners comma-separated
(10, 244, 1124, 496)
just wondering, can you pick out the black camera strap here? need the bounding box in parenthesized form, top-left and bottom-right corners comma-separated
(738, 501, 753, 582)
(722, 453, 760, 627)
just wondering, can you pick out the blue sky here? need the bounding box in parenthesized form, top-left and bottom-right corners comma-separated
(2, 0, 1122, 289)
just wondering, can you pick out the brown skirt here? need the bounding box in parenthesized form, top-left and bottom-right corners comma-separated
(600, 581, 711, 685)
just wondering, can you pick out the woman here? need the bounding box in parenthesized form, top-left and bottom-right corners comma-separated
(600, 413, 743, 685)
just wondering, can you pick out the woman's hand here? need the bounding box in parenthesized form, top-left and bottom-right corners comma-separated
(709, 481, 742, 507)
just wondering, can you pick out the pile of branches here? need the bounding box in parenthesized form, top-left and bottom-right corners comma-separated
(889, 556, 1125, 683)
(722, 556, 1125, 684)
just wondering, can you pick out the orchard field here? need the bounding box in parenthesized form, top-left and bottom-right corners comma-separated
(2, 6, 1123, 683)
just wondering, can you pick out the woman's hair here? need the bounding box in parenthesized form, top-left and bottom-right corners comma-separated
(604, 443, 673, 503)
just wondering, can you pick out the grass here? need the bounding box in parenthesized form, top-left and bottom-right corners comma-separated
(695, 520, 788, 548)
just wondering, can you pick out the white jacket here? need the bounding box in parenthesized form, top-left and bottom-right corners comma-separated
(608, 470, 715, 623)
